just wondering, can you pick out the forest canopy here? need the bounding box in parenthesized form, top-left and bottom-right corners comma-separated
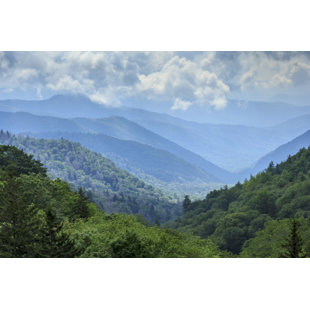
(0, 145, 220, 258)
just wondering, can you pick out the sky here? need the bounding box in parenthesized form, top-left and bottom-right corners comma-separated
(1, 51, 310, 109)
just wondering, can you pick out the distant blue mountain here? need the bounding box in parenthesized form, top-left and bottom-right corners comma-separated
(1, 95, 310, 172)
(271, 113, 310, 141)
(71, 116, 235, 183)
(27, 131, 223, 196)
(251, 130, 310, 175)
(0, 110, 233, 183)
(124, 98, 310, 127)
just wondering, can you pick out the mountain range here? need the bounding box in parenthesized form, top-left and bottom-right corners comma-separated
(1, 94, 310, 197)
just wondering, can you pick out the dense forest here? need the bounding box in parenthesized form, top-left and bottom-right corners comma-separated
(168, 146, 310, 257)
(0, 145, 221, 258)
(27, 130, 221, 198)
(0, 131, 180, 223)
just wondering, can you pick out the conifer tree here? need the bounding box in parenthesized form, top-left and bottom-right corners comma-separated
(281, 218, 304, 258)
(0, 171, 44, 257)
(70, 188, 90, 220)
(42, 209, 79, 257)
(183, 195, 191, 214)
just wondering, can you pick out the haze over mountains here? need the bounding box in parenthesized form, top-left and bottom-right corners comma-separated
(250, 130, 310, 175)
(1, 94, 310, 198)
(129, 98, 310, 127)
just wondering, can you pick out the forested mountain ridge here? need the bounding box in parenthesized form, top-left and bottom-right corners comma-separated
(168, 146, 310, 257)
(27, 131, 222, 197)
(0, 95, 302, 172)
(71, 116, 235, 183)
(0, 131, 180, 223)
(0, 110, 233, 184)
(0, 145, 221, 258)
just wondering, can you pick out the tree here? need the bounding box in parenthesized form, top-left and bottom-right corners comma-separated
(70, 188, 90, 220)
(42, 209, 79, 257)
(183, 195, 191, 214)
(0, 172, 45, 257)
(267, 161, 275, 172)
(109, 231, 152, 258)
(281, 218, 304, 258)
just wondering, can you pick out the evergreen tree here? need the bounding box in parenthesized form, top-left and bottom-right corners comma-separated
(281, 218, 304, 258)
(183, 195, 191, 214)
(0, 171, 44, 257)
(267, 161, 275, 172)
(70, 188, 90, 220)
(42, 209, 79, 257)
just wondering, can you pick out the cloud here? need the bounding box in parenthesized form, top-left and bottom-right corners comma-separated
(171, 98, 192, 110)
(235, 52, 310, 90)
(137, 55, 230, 109)
(1, 51, 310, 108)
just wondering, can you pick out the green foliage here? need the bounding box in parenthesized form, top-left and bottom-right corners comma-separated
(0, 131, 180, 223)
(0, 146, 88, 257)
(0, 172, 45, 257)
(69, 188, 91, 221)
(281, 218, 305, 258)
(171, 146, 310, 256)
(65, 213, 221, 258)
(183, 195, 191, 214)
(0, 144, 46, 176)
(241, 217, 310, 258)
(0, 145, 221, 258)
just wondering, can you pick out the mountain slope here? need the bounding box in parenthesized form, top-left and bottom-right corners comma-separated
(168, 146, 310, 256)
(0, 144, 220, 258)
(0, 95, 293, 171)
(0, 110, 233, 183)
(270, 113, 310, 141)
(251, 130, 310, 174)
(0, 111, 84, 133)
(72, 116, 235, 183)
(0, 131, 180, 222)
(27, 131, 222, 196)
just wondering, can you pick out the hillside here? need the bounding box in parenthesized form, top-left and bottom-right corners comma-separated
(271, 113, 310, 141)
(26, 131, 222, 196)
(0, 110, 233, 183)
(72, 116, 235, 183)
(168, 146, 310, 256)
(0, 131, 180, 223)
(251, 130, 310, 174)
(0, 111, 84, 133)
(0, 145, 220, 258)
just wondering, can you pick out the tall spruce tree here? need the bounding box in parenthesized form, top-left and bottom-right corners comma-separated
(281, 218, 304, 258)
